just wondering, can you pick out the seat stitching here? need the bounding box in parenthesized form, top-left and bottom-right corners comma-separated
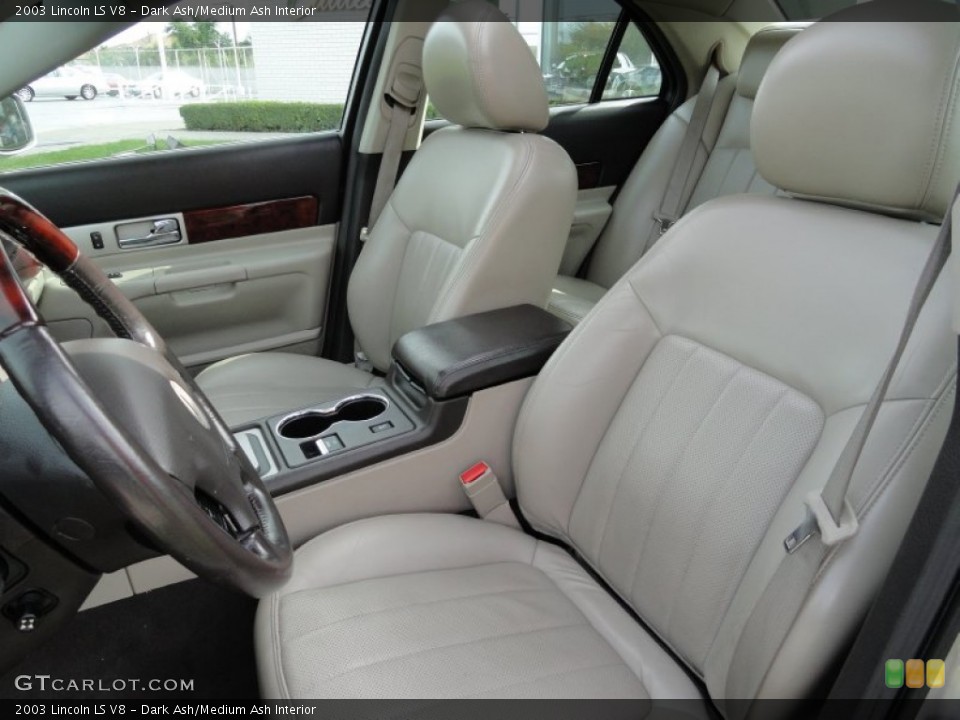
(664, 387, 790, 647)
(856, 373, 956, 520)
(281, 557, 536, 596)
(625, 358, 744, 596)
(270, 593, 291, 699)
(284, 585, 557, 645)
(303, 621, 592, 689)
(427, 133, 535, 324)
(620, 353, 742, 595)
(592, 340, 701, 563)
(560, 288, 664, 538)
(533, 542, 649, 690)
(918, 50, 959, 213)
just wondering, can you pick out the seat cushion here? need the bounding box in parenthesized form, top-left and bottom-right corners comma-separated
(548, 275, 608, 325)
(256, 513, 704, 700)
(196, 352, 383, 426)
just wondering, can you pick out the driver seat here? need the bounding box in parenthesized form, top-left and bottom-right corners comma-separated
(255, 9, 960, 704)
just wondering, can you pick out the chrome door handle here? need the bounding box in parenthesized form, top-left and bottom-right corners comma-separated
(118, 218, 182, 249)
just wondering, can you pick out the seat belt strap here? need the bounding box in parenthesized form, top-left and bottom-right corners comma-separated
(722, 189, 959, 710)
(459, 462, 521, 529)
(361, 71, 422, 243)
(648, 48, 722, 244)
(784, 184, 959, 554)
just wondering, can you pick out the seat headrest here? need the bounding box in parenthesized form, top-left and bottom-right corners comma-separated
(736, 24, 805, 100)
(423, 0, 549, 132)
(752, 1, 960, 222)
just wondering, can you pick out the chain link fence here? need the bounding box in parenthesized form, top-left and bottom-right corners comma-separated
(76, 46, 257, 100)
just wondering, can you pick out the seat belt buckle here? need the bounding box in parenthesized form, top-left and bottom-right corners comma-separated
(359, 226, 371, 243)
(459, 462, 520, 529)
(784, 491, 859, 554)
(654, 213, 677, 236)
(354, 349, 373, 372)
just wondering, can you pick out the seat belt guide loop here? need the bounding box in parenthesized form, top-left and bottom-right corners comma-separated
(784, 491, 859, 554)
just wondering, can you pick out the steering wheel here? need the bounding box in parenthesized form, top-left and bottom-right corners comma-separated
(0, 189, 291, 597)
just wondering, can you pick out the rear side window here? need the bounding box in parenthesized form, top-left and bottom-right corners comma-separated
(520, 0, 663, 106)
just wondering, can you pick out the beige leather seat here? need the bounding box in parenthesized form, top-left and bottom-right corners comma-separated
(549, 25, 801, 325)
(255, 12, 959, 703)
(197, 0, 576, 426)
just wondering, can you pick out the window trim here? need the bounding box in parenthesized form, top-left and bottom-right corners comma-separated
(560, 2, 685, 112)
(589, 10, 630, 104)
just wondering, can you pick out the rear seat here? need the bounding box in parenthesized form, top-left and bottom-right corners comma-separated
(548, 25, 803, 324)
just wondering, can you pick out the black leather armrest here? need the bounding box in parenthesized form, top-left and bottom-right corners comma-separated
(392, 305, 572, 400)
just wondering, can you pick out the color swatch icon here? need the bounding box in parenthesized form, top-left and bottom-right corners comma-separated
(927, 659, 946, 689)
(885, 659, 904, 688)
(885, 659, 945, 689)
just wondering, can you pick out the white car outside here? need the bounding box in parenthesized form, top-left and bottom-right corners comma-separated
(16, 66, 100, 102)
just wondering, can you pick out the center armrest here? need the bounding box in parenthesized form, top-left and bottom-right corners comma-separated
(391, 304, 572, 401)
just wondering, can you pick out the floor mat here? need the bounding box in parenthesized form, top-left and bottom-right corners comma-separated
(0, 578, 259, 699)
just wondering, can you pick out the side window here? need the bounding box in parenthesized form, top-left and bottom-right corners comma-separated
(600, 22, 662, 101)
(507, 0, 662, 107)
(1, 7, 371, 175)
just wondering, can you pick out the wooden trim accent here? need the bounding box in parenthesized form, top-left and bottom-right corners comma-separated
(183, 196, 319, 244)
(0, 245, 39, 332)
(575, 162, 602, 190)
(0, 193, 79, 272)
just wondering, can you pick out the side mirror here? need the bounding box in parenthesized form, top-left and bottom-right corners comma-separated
(0, 94, 35, 155)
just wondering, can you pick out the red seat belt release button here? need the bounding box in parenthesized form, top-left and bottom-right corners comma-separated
(459, 462, 519, 529)
(460, 462, 489, 486)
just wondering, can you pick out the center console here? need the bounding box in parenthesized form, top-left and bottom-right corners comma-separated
(231, 304, 571, 495)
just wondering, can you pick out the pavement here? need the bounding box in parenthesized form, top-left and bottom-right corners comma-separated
(20, 95, 295, 154)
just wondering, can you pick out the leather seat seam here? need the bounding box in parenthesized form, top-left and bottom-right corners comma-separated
(614, 348, 741, 585)
(288, 556, 536, 595)
(305, 620, 591, 687)
(556, 291, 666, 539)
(663, 386, 793, 641)
(919, 51, 959, 212)
(593, 340, 701, 565)
(284, 585, 558, 646)
(855, 373, 956, 522)
(428, 134, 536, 322)
(270, 593, 291, 699)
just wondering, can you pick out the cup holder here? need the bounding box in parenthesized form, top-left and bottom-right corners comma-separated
(278, 396, 388, 440)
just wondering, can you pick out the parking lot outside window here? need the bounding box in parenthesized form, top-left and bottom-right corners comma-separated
(0, 13, 371, 175)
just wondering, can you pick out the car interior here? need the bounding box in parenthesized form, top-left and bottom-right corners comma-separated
(0, 0, 959, 715)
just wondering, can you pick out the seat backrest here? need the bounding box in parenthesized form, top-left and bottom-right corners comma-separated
(515, 8, 959, 705)
(347, 0, 576, 371)
(585, 25, 802, 291)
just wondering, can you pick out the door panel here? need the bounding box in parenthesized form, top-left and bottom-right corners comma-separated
(561, 186, 616, 276)
(542, 98, 670, 190)
(2, 134, 345, 370)
(40, 226, 334, 369)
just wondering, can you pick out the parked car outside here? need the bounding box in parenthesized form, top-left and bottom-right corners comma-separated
(607, 63, 662, 97)
(97, 72, 131, 97)
(130, 70, 205, 99)
(15, 66, 100, 102)
(543, 51, 638, 103)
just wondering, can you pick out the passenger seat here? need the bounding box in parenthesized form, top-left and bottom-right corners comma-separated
(549, 25, 803, 324)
